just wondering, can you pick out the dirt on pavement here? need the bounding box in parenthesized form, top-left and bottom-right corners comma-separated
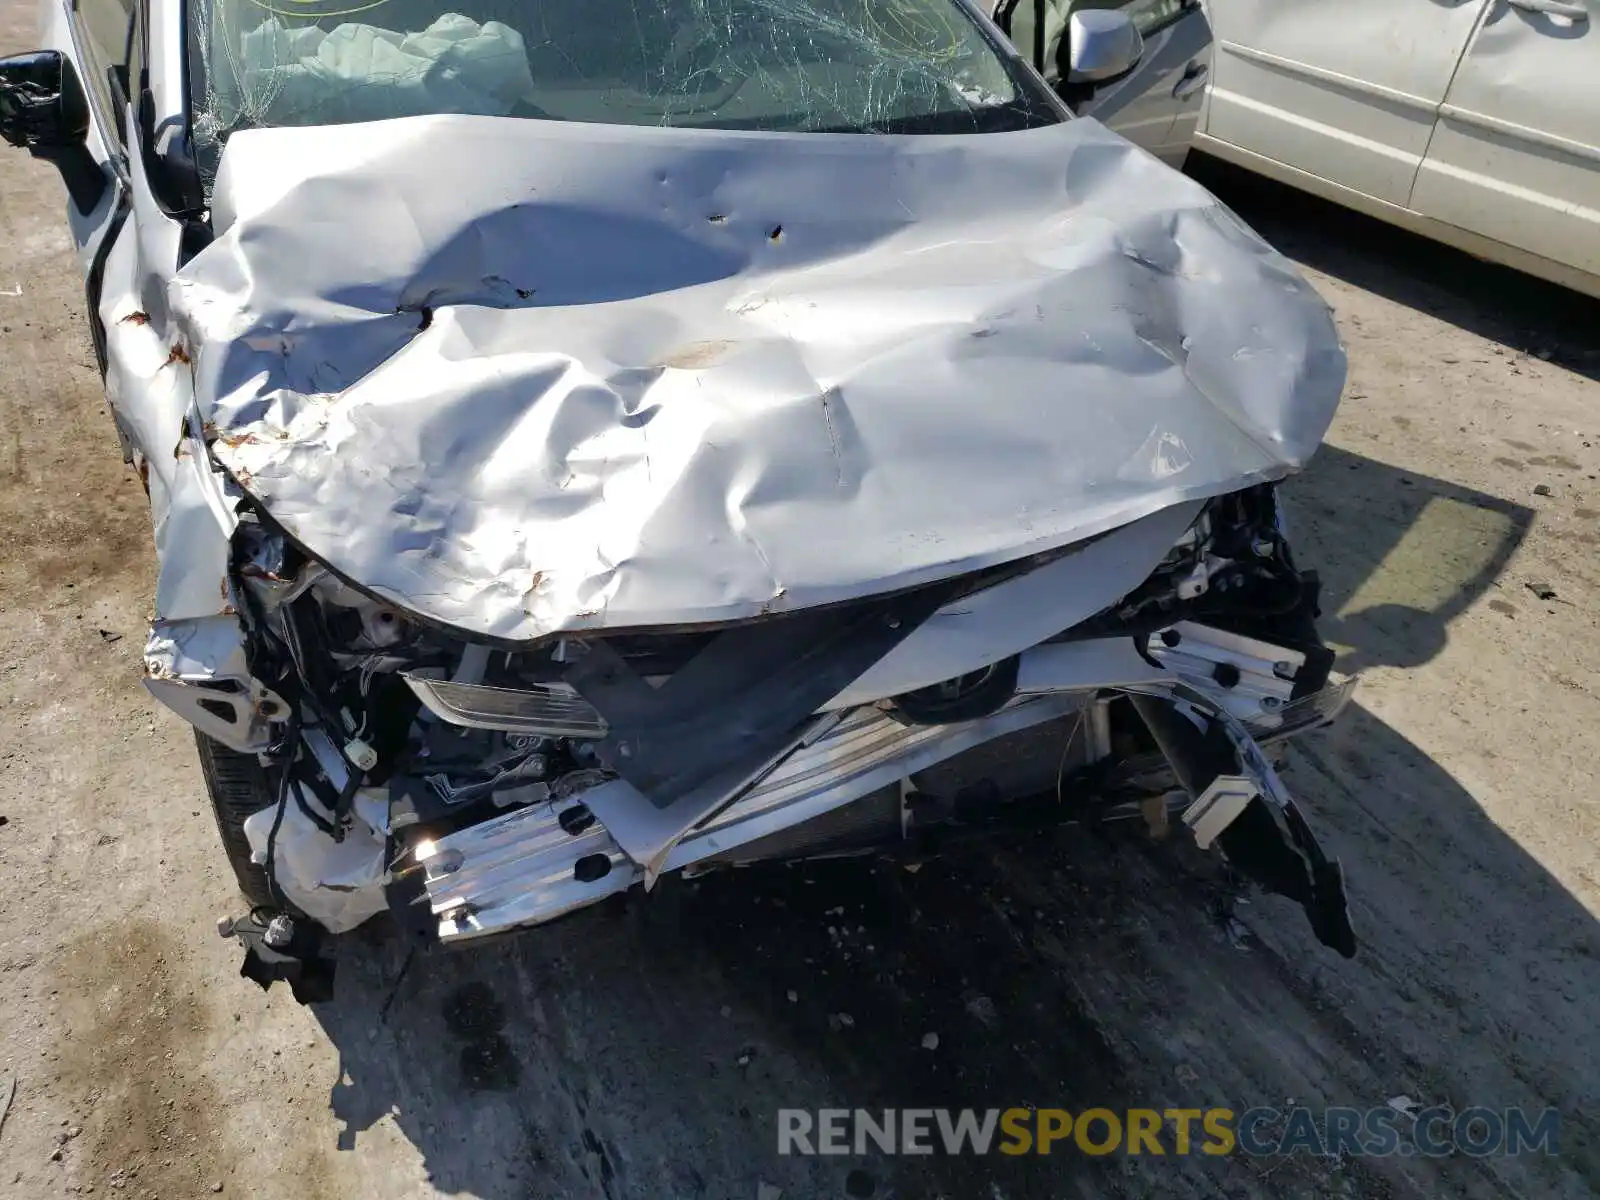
(1, 18, 1598, 1196)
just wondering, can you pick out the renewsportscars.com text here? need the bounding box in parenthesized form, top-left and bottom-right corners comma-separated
(777, 1106, 1560, 1158)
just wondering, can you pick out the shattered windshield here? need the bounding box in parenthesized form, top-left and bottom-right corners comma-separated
(188, 0, 1060, 180)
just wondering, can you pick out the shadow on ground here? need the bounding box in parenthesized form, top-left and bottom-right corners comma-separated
(308, 443, 1597, 1200)
(1290, 442, 1533, 675)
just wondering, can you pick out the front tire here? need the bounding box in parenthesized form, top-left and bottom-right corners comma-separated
(194, 731, 278, 910)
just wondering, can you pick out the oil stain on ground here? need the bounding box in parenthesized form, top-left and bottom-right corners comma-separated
(53, 919, 234, 1197)
(442, 979, 521, 1091)
(0, 371, 149, 601)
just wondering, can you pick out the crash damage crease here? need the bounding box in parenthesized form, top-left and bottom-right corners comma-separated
(172, 115, 1344, 641)
(98, 113, 1360, 989)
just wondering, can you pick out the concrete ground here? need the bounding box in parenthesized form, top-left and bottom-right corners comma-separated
(2, 14, 1598, 1197)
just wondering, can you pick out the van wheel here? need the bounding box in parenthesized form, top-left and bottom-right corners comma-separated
(194, 731, 279, 910)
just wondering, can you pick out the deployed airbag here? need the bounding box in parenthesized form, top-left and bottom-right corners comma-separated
(204, 14, 535, 130)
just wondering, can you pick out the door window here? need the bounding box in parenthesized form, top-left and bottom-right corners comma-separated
(71, 0, 136, 146)
(1119, 0, 1197, 35)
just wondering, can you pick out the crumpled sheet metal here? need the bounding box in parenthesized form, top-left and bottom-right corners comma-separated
(99, 137, 239, 624)
(173, 114, 1345, 643)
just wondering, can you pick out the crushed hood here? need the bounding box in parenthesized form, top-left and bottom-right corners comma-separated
(173, 114, 1345, 642)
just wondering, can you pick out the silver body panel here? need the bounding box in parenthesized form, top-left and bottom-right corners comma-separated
(174, 115, 1343, 644)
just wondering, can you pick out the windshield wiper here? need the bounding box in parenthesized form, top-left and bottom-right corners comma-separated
(815, 98, 1059, 136)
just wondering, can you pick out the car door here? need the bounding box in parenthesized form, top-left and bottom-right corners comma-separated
(1201, 0, 1493, 207)
(1409, 0, 1600, 283)
(995, 0, 1212, 166)
(37, 0, 134, 365)
(1076, 0, 1212, 166)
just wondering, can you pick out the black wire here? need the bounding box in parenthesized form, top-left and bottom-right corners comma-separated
(262, 709, 302, 913)
(293, 757, 342, 839)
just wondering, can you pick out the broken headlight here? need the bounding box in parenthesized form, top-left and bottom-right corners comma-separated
(402, 673, 609, 737)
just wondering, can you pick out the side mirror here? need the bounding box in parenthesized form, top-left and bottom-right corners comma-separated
(1067, 10, 1144, 85)
(0, 50, 108, 213)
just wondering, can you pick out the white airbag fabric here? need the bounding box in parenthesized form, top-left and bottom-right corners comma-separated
(211, 14, 534, 128)
(241, 788, 388, 933)
(173, 114, 1345, 642)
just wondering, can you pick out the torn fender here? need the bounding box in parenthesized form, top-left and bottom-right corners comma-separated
(143, 614, 287, 752)
(97, 114, 240, 624)
(170, 114, 1345, 643)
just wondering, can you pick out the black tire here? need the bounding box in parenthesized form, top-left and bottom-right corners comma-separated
(194, 730, 280, 910)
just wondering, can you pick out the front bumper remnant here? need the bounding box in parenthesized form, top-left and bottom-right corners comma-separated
(221, 609, 1359, 1001)
(407, 663, 1357, 953)
(1130, 689, 1356, 957)
(414, 698, 1079, 941)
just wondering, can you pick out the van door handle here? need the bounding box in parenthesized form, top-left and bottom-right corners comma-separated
(1173, 62, 1208, 100)
(1507, 0, 1589, 19)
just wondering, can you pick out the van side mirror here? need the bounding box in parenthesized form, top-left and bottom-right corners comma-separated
(0, 50, 108, 213)
(1067, 10, 1144, 85)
